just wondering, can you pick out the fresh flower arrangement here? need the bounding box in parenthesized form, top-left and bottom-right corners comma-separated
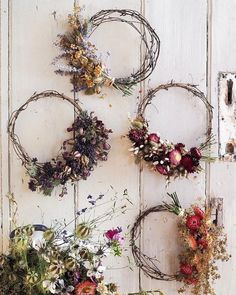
(129, 83, 215, 182)
(130, 193, 229, 295)
(54, 6, 160, 96)
(128, 115, 214, 180)
(8, 91, 112, 197)
(0, 192, 127, 295)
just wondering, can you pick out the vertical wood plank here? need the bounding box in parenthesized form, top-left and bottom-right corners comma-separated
(9, 0, 75, 229)
(0, 0, 10, 251)
(210, 1, 236, 294)
(74, 1, 142, 292)
(2, 1, 235, 294)
(141, 1, 208, 293)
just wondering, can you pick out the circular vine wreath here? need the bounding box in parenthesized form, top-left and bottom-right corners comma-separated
(54, 6, 160, 96)
(8, 90, 112, 197)
(130, 193, 229, 295)
(128, 82, 214, 181)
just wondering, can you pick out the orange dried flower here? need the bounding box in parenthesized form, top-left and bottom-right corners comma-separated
(74, 281, 97, 295)
(94, 65, 102, 77)
(187, 235, 197, 250)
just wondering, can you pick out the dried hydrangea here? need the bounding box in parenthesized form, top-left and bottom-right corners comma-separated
(28, 111, 112, 196)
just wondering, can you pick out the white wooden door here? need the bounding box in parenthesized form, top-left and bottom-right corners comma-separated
(0, 1, 236, 294)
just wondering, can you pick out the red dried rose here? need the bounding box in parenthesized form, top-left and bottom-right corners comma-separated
(148, 133, 160, 143)
(186, 215, 201, 231)
(197, 239, 208, 249)
(180, 155, 196, 173)
(169, 149, 182, 166)
(193, 206, 205, 220)
(129, 129, 145, 143)
(190, 147, 202, 160)
(180, 263, 193, 275)
(175, 143, 185, 151)
(156, 165, 168, 175)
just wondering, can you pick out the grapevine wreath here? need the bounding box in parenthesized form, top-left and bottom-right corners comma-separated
(8, 90, 112, 196)
(54, 6, 160, 95)
(130, 193, 229, 295)
(128, 82, 214, 181)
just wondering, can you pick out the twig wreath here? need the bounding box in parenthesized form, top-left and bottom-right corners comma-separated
(130, 193, 230, 295)
(8, 90, 112, 196)
(54, 6, 160, 95)
(128, 82, 214, 181)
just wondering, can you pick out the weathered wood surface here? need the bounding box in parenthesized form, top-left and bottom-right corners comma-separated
(0, 0, 235, 294)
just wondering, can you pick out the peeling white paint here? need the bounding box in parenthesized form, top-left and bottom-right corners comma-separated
(218, 72, 236, 161)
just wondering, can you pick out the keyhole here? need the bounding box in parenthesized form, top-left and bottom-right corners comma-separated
(226, 79, 233, 105)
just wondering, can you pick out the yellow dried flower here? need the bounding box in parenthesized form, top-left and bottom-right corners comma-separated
(80, 56, 88, 66)
(97, 282, 108, 294)
(85, 77, 95, 88)
(87, 62, 95, 73)
(74, 50, 83, 60)
(94, 65, 103, 78)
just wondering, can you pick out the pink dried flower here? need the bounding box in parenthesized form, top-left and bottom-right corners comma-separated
(156, 165, 168, 175)
(105, 227, 124, 244)
(169, 149, 182, 166)
(147, 133, 160, 143)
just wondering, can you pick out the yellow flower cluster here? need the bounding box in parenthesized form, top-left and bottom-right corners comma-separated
(57, 6, 113, 94)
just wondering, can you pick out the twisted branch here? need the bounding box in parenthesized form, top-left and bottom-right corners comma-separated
(89, 9, 160, 88)
(137, 82, 213, 138)
(130, 205, 177, 281)
(8, 90, 82, 168)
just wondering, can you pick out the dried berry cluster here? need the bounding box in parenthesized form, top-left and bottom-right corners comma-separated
(177, 204, 230, 295)
(128, 116, 207, 180)
(28, 111, 112, 196)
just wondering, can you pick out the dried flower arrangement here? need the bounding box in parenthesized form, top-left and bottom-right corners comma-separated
(130, 193, 230, 295)
(128, 83, 214, 182)
(0, 191, 165, 295)
(0, 192, 127, 295)
(8, 90, 112, 196)
(54, 6, 160, 96)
